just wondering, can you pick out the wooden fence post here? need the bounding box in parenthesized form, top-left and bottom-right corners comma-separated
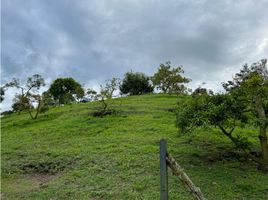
(160, 139, 168, 200)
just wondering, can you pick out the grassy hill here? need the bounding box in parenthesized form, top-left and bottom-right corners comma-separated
(1, 94, 268, 199)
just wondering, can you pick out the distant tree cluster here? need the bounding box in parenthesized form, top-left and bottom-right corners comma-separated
(1, 61, 191, 119)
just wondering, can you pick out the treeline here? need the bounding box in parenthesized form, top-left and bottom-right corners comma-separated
(0, 61, 190, 117)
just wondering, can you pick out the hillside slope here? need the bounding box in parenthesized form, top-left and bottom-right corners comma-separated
(1, 94, 268, 199)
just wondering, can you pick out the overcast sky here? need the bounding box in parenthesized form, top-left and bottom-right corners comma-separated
(1, 0, 268, 111)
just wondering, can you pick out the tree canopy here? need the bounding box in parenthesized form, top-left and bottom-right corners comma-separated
(120, 71, 153, 95)
(151, 61, 190, 94)
(49, 77, 84, 104)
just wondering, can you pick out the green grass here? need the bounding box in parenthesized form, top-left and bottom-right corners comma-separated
(1, 94, 268, 199)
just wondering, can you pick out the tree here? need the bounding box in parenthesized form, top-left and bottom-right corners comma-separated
(49, 77, 84, 104)
(177, 94, 249, 148)
(7, 74, 48, 119)
(101, 78, 120, 99)
(222, 58, 268, 170)
(151, 61, 190, 94)
(6, 74, 45, 97)
(120, 71, 153, 95)
(176, 58, 268, 171)
(91, 86, 115, 117)
(93, 79, 120, 116)
(192, 87, 214, 96)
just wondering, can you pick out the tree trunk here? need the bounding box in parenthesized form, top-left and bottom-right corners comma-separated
(217, 125, 240, 147)
(34, 99, 43, 119)
(259, 126, 268, 170)
(28, 110, 34, 119)
(255, 96, 268, 171)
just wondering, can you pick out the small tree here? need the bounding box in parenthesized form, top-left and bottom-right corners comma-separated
(7, 74, 48, 119)
(120, 71, 153, 95)
(151, 61, 190, 94)
(91, 87, 113, 117)
(49, 77, 84, 104)
(102, 78, 120, 99)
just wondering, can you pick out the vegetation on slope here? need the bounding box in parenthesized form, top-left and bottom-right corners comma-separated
(1, 94, 268, 199)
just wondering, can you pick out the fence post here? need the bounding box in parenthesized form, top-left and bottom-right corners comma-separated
(160, 139, 168, 200)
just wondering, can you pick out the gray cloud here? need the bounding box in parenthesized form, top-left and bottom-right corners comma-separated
(1, 0, 268, 110)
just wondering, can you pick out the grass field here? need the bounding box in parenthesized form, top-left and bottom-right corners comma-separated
(1, 94, 268, 199)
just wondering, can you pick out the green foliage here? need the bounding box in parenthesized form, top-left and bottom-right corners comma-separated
(177, 94, 246, 130)
(49, 77, 84, 104)
(176, 94, 250, 149)
(120, 71, 153, 95)
(151, 61, 190, 94)
(192, 87, 214, 96)
(12, 94, 33, 113)
(101, 78, 120, 99)
(223, 58, 268, 170)
(0, 86, 5, 102)
(222, 59, 268, 119)
(42, 91, 55, 106)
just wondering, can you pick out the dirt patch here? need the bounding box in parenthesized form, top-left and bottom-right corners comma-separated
(200, 150, 247, 163)
(26, 173, 59, 186)
(1, 173, 60, 198)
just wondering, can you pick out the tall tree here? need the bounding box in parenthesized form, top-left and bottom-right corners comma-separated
(49, 77, 84, 104)
(151, 61, 190, 94)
